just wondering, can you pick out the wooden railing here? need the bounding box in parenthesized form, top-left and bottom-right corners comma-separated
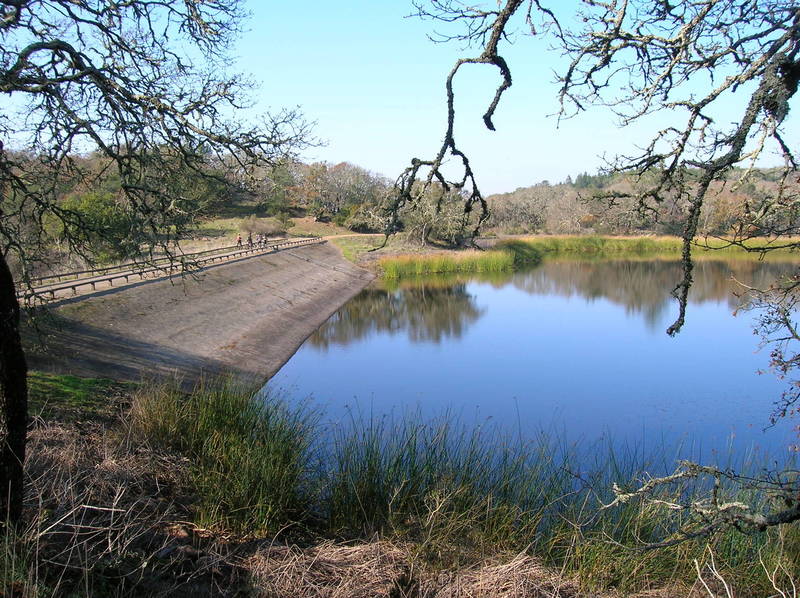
(28, 243, 233, 285)
(20, 237, 325, 302)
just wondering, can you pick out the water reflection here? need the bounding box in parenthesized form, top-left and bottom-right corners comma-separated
(309, 259, 797, 346)
(273, 257, 800, 457)
(511, 259, 797, 329)
(308, 283, 485, 348)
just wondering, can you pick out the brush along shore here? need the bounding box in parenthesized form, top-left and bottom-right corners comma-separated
(366, 235, 800, 279)
(6, 373, 797, 597)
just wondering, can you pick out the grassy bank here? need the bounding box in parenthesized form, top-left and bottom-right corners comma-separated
(379, 240, 542, 278)
(510, 234, 800, 259)
(9, 375, 799, 595)
(375, 234, 799, 280)
(124, 380, 798, 595)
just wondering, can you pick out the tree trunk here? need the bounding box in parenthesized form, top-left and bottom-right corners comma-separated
(0, 252, 27, 523)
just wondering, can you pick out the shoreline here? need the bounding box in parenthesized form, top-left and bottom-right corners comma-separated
(24, 242, 375, 387)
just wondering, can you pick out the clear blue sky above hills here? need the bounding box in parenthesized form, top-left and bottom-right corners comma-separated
(236, 1, 627, 194)
(5, 2, 793, 195)
(235, 1, 800, 195)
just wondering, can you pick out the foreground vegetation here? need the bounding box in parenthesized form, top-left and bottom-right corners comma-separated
(8, 374, 797, 596)
(128, 381, 800, 594)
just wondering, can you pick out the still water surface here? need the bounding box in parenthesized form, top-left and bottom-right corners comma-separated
(271, 259, 799, 461)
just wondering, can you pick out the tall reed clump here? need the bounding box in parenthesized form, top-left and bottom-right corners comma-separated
(379, 242, 541, 279)
(322, 413, 799, 592)
(323, 414, 571, 565)
(128, 380, 314, 534)
(380, 250, 515, 278)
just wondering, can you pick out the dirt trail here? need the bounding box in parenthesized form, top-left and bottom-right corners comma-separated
(24, 243, 375, 386)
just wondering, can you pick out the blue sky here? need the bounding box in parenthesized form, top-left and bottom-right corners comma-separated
(233, 1, 637, 194)
(5, 1, 793, 195)
(232, 2, 800, 195)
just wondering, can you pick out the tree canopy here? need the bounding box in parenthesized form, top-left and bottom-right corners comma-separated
(396, 1, 798, 336)
(0, 0, 310, 521)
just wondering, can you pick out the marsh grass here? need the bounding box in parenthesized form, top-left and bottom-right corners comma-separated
(126, 380, 800, 594)
(324, 414, 573, 566)
(324, 414, 800, 592)
(359, 234, 797, 279)
(378, 239, 543, 279)
(513, 235, 800, 259)
(380, 251, 514, 278)
(129, 380, 315, 534)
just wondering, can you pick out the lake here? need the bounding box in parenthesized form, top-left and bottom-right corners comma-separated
(270, 258, 799, 464)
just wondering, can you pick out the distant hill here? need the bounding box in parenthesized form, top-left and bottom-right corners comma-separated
(486, 168, 794, 236)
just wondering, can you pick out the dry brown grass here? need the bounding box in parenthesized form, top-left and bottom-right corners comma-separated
(244, 544, 704, 598)
(12, 422, 249, 596)
(427, 553, 582, 598)
(246, 541, 412, 597)
(10, 419, 773, 597)
(288, 217, 352, 238)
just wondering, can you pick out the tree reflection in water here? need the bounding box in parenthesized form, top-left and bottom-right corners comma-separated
(307, 259, 797, 348)
(308, 281, 485, 349)
(510, 259, 797, 330)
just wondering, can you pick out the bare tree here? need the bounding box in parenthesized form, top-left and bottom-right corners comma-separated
(602, 459, 800, 548)
(381, 0, 558, 246)
(405, 0, 798, 325)
(555, 0, 799, 336)
(0, 0, 310, 522)
(406, 0, 800, 536)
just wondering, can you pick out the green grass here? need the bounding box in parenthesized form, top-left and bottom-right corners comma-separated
(324, 414, 800, 590)
(380, 251, 514, 278)
(324, 414, 571, 564)
(196, 216, 241, 237)
(511, 234, 800, 259)
(126, 380, 800, 594)
(28, 371, 129, 420)
(378, 242, 542, 279)
(330, 234, 386, 262)
(526, 234, 684, 255)
(128, 379, 315, 535)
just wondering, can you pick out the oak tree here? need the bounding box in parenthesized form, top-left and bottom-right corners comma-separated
(0, 0, 309, 522)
